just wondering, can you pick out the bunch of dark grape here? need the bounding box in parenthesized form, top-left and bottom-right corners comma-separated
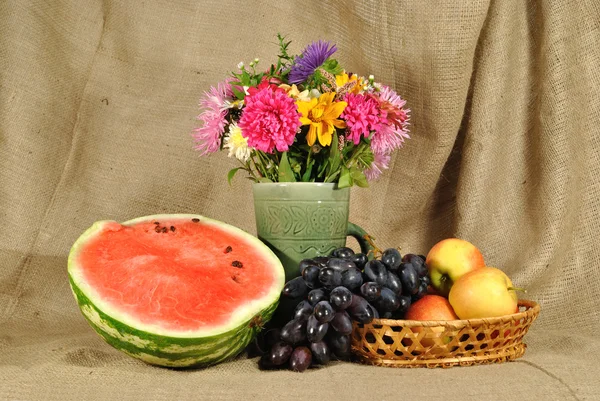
(255, 246, 430, 372)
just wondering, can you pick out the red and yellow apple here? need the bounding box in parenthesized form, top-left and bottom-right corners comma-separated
(405, 295, 458, 347)
(449, 267, 519, 319)
(425, 238, 485, 297)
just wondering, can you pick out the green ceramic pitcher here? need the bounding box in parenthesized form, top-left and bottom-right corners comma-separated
(253, 182, 372, 281)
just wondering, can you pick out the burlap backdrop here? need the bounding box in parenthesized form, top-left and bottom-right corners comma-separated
(1, 0, 599, 399)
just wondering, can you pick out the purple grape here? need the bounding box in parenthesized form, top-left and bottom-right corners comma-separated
(310, 341, 331, 365)
(329, 286, 353, 310)
(289, 346, 312, 372)
(308, 288, 327, 306)
(314, 301, 335, 323)
(385, 272, 403, 295)
(327, 258, 357, 273)
(349, 253, 368, 270)
(364, 260, 388, 285)
(282, 277, 308, 298)
(269, 341, 293, 366)
(294, 300, 313, 321)
(330, 311, 353, 335)
(381, 248, 402, 272)
(307, 315, 329, 343)
(331, 247, 355, 258)
(360, 282, 382, 302)
(280, 319, 307, 345)
(341, 268, 363, 290)
(302, 265, 321, 288)
(318, 267, 342, 289)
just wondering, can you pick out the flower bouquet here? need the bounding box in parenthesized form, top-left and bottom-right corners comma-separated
(193, 34, 410, 188)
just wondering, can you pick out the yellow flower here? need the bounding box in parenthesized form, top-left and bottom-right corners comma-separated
(296, 92, 347, 147)
(335, 72, 364, 94)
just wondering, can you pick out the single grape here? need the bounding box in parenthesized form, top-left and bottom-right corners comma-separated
(385, 272, 403, 295)
(409, 254, 428, 277)
(330, 311, 353, 335)
(421, 275, 431, 285)
(310, 341, 331, 365)
(289, 346, 312, 372)
(349, 253, 368, 270)
(341, 268, 363, 290)
(348, 295, 375, 324)
(280, 319, 307, 345)
(269, 341, 293, 366)
(328, 332, 351, 358)
(397, 295, 411, 316)
(314, 301, 335, 323)
(307, 315, 329, 343)
(360, 282, 382, 302)
(327, 258, 357, 273)
(329, 286, 353, 310)
(258, 353, 277, 370)
(302, 265, 321, 289)
(377, 287, 401, 312)
(402, 253, 416, 263)
(294, 300, 313, 321)
(313, 256, 330, 267)
(381, 248, 402, 272)
(282, 276, 308, 298)
(331, 247, 355, 258)
(318, 267, 343, 289)
(307, 288, 327, 306)
(299, 258, 319, 275)
(398, 262, 419, 295)
(364, 260, 388, 285)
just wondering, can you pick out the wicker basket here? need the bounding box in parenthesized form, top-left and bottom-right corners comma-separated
(351, 299, 540, 368)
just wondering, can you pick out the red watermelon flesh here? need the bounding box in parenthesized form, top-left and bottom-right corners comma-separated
(76, 218, 278, 332)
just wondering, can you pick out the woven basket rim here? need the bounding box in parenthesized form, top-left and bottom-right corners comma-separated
(364, 299, 540, 328)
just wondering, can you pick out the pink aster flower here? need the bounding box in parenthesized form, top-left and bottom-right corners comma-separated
(193, 79, 233, 155)
(371, 85, 411, 154)
(365, 151, 391, 181)
(238, 87, 301, 153)
(340, 93, 387, 145)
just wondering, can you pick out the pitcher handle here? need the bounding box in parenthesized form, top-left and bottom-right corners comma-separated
(346, 222, 375, 259)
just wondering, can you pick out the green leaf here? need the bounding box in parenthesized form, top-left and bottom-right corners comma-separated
(302, 159, 314, 182)
(328, 134, 341, 177)
(350, 167, 369, 188)
(322, 58, 343, 75)
(338, 166, 353, 188)
(231, 86, 245, 100)
(227, 167, 243, 186)
(278, 152, 296, 182)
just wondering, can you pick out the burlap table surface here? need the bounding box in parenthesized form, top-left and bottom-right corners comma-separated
(1, 0, 599, 399)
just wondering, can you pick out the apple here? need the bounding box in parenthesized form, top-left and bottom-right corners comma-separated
(405, 295, 458, 347)
(425, 238, 485, 297)
(449, 267, 520, 319)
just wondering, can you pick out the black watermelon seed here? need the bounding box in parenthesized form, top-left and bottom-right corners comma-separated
(153, 221, 160, 225)
(161, 227, 168, 233)
(170, 226, 175, 232)
(154, 226, 161, 233)
(192, 218, 200, 223)
(224, 246, 233, 253)
(232, 261, 243, 268)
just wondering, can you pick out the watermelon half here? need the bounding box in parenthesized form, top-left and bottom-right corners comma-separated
(68, 214, 285, 368)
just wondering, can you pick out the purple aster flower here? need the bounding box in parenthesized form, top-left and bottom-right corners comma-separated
(289, 40, 337, 84)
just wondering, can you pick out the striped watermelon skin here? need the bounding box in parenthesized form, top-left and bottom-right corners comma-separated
(68, 215, 284, 368)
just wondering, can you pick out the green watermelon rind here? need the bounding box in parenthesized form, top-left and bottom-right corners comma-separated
(67, 214, 284, 368)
